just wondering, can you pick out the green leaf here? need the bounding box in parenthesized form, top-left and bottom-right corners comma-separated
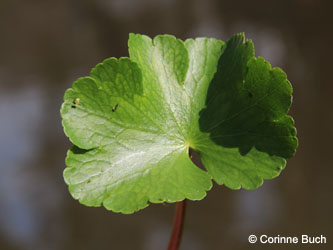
(61, 33, 297, 213)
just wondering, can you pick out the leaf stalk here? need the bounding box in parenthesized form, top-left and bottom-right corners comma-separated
(168, 200, 186, 250)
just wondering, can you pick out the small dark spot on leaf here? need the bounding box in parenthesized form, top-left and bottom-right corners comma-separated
(248, 91, 253, 98)
(87, 180, 91, 184)
(71, 98, 80, 108)
(112, 103, 119, 112)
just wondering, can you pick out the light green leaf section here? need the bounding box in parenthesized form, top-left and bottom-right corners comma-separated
(61, 33, 297, 213)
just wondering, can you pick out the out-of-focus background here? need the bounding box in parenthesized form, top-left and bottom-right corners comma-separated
(0, 0, 332, 249)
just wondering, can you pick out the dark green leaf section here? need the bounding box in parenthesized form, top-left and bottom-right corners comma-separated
(199, 34, 296, 158)
(61, 33, 297, 213)
(196, 34, 297, 189)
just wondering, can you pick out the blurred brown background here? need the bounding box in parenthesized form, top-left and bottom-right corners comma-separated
(0, 0, 332, 249)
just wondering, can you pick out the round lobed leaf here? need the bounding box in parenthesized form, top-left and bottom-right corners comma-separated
(61, 33, 298, 213)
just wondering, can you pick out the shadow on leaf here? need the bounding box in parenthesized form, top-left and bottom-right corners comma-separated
(199, 34, 297, 159)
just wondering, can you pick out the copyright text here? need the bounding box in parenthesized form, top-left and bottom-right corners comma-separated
(248, 234, 326, 244)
